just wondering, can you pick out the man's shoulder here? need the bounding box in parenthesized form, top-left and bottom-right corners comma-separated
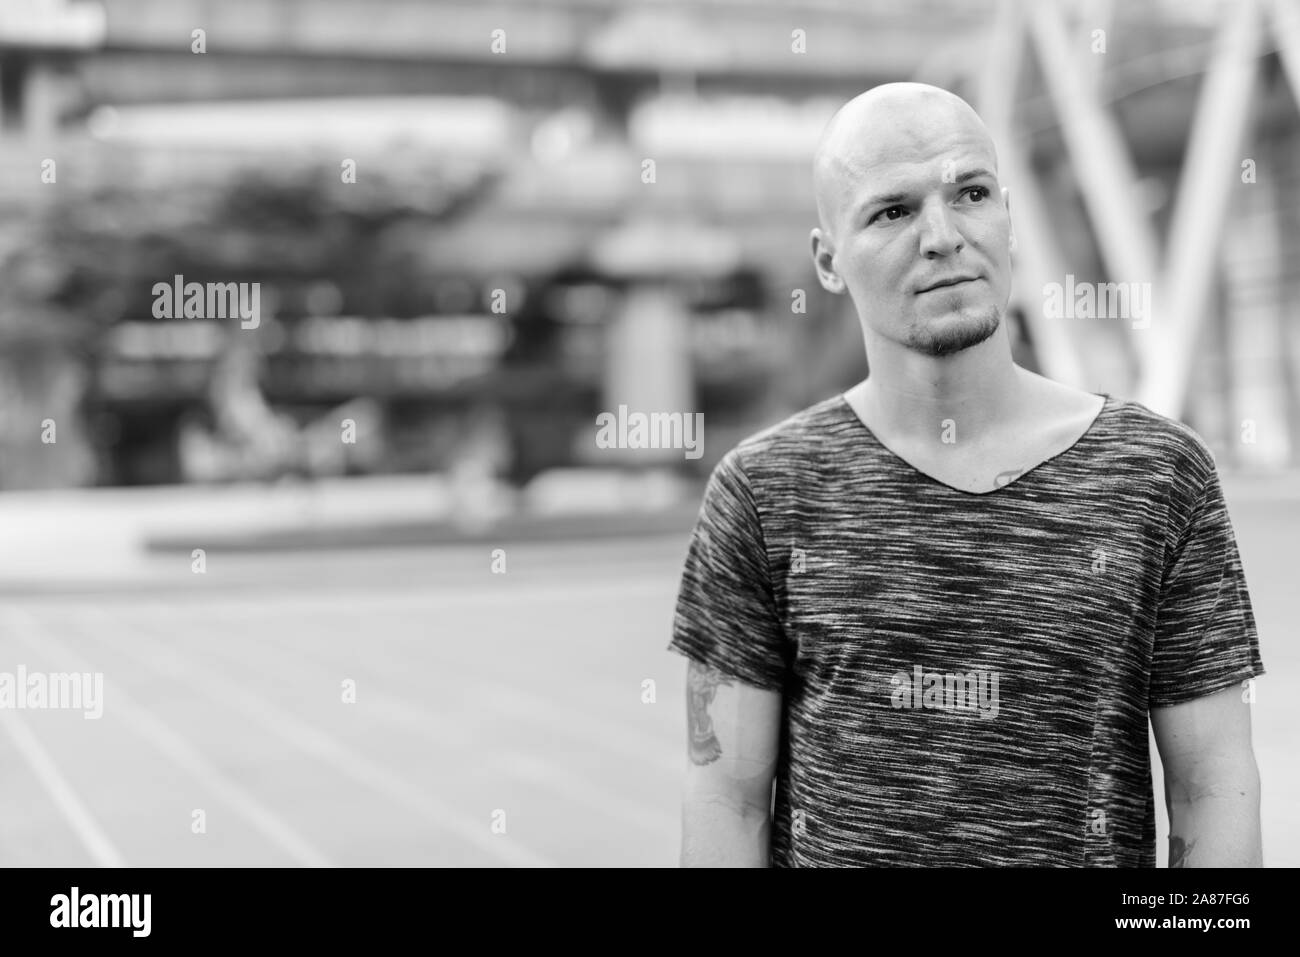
(1102, 394, 1219, 478)
(721, 394, 856, 473)
(1030, 372, 1217, 477)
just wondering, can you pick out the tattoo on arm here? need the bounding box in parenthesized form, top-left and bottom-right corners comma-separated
(1169, 835, 1196, 868)
(687, 661, 733, 765)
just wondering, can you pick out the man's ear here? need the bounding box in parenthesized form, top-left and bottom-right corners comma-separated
(1002, 187, 1016, 254)
(810, 228, 845, 294)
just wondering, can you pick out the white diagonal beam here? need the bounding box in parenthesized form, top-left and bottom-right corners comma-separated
(1137, 0, 1263, 417)
(1073, 0, 1114, 96)
(1027, 0, 1163, 321)
(976, 0, 1086, 387)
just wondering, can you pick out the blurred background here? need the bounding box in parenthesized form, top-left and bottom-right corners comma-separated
(0, 0, 1296, 867)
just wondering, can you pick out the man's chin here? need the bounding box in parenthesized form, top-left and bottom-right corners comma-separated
(909, 307, 1002, 357)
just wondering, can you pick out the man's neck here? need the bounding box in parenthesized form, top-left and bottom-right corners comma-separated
(848, 344, 1029, 448)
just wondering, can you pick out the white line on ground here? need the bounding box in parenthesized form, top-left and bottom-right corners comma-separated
(469, 680, 683, 777)
(4, 608, 334, 867)
(168, 604, 681, 839)
(0, 707, 127, 868)
(267, 608, 686, 776)
(488, 747, 679, 842)
(87, 610, 555, 868)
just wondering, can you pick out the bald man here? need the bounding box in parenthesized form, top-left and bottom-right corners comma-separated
(669, 83, 1264, 867)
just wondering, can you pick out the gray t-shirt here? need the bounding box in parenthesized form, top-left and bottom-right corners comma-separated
(669, 392, 1265, 867)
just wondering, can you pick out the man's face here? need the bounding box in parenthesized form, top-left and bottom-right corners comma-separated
(814, 109, 1014, 358)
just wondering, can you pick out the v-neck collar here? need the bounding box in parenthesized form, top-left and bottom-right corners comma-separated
(838, 392, 1113, 497)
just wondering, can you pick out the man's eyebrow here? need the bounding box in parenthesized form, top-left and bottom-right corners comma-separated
(855, 189, 909, 216)
(853, 168, 997, 216)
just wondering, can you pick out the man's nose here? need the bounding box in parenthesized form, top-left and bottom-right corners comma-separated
(917, 199, 964, 257)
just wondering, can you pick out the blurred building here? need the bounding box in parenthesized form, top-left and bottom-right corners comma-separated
(0, 0, 1297, 489)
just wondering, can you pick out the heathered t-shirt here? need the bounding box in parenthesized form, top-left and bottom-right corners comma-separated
(669, 391, 1265, 867)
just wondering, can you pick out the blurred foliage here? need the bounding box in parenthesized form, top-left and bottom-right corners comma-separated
(0, 151, 500, 340)
(0, 148, 500, 488)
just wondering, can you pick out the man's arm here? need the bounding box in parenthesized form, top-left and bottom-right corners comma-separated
(679, 659, 782, 867)
(1150, 683, 1262, 867)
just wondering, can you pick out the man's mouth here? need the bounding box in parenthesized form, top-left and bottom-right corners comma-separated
(917, 276, 978, 293)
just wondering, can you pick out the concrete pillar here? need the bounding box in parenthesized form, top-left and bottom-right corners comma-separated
(21, 59, 62, 139)
(600, 281, 694, 466)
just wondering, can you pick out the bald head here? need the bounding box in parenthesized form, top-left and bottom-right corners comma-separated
(812, 83, 998, 237)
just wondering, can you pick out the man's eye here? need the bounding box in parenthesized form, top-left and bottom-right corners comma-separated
(965, 186, 990, 202)
(876, 206, 906, 223)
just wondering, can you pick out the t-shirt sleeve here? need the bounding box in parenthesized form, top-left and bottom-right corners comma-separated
(667, 448, 791, 691)
(1149, 454, 1265, 709)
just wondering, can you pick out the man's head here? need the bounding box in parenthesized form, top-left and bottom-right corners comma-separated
(810, 83, 1015, 359)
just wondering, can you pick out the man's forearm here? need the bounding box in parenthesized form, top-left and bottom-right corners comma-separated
(1167, 771, 1262, 867)
(681, 794, 771, 867)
